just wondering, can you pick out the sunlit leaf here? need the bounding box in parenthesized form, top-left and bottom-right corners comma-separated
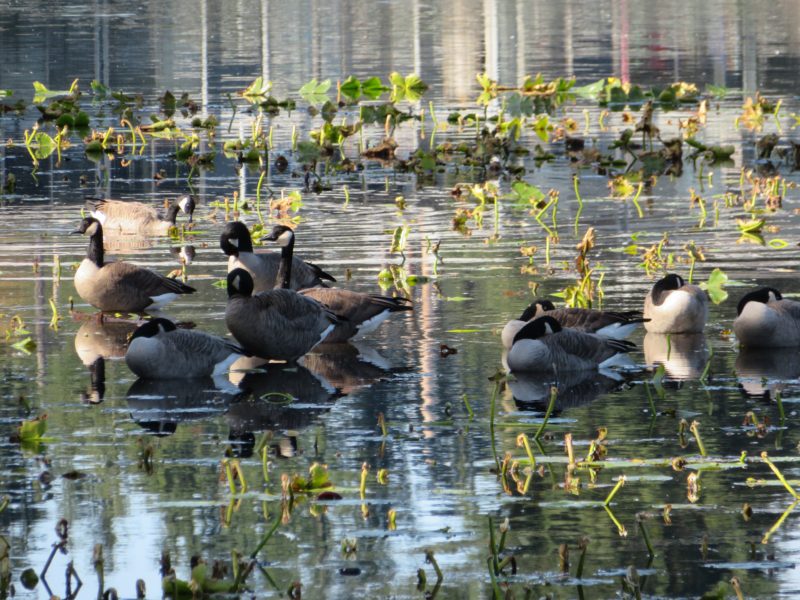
(361, 76, 388, 100)
(706, 84, 729, 99)
(299, 78, 331, 106)
(768, 239, 789, 249)
(18, 414, 47, 442)
(242, 76, 272, 100)
(700, 267, 729, 305)
(573, 78, 605, 99)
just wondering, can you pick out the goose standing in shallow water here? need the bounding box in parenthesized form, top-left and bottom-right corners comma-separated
(501, 299, 645, 349)
(220, 221, 335, 292)
(643, 273, 708, 333)
(506, 316, 636, 374)
(125, 318, 244, 379)
(734, 287, 800, 347)
(72, 217, 195, 313)
(225, 268, 340, 362)
(85, 195, 195, 236)
(262, 225, 412, 342)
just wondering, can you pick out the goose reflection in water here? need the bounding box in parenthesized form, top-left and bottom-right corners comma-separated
(126, 377, 237, 436)
(508, 370, 628, 412)
(736, 347, 800, 400)
(302, 341, 406, 394)
(226, 357, 342, 458)
(643, 333, 709, 381)
(74, 318, 140, 403)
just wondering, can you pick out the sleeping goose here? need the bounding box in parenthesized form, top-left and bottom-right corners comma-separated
(71, 217, 196, 313)
(85, 194, 195, 236)
(734, 287, 800, 347)
(125, 318, 244, 379)
(506, 316, 636, 374)
(220, 221, 335, 292)
(643, 273, 708, 333)
(225, 268, 340, 362)
(262, 225, 412, 342)
(501, 299, 645, 349)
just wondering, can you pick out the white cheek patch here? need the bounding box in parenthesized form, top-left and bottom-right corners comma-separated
(178, 197, 191, 212)
(232, 275, 241, 290)
(86, 222, 99, 236)
(229, 238, 239, 248)
(277, 230, 293, 247)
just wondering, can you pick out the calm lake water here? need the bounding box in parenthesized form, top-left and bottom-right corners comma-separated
(3, 1, 800, 598)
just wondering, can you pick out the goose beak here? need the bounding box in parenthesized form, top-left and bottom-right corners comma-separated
(70, 227, 83, 235)
(261, 231, 279, 242)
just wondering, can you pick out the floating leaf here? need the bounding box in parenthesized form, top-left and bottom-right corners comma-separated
(574, 78, 605, 99)
(0, 90, 12, 97)
(700, 267, 729, 305)
(11, 337, 36, 353)
(768, 239, 789, 249)
(339, 76, 362, 101)
(390, 72, 428, 103)
(298, 78, 331, 106)
(242, 76, 272, 100)
(361, 76, 388, 100)
(30, 132, 56, 159)
(737, 218, 765, 234)
(508, 180, 545, 206)
(706, 84, 728, 99)
(18, 414, 47, 442)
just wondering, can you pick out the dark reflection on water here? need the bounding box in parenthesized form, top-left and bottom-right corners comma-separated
(4, 0, 800, 598)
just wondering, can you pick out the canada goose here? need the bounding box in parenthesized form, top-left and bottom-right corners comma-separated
(501, 299, 646, 349)
(125, 318, 244, 379)
(220, 221, 335, 292)
(506, 316, 636, 373)
(733, 287, 800, 347)
(643, 273, 708, 333)
(72, 217, 196, 313)
(262, 225, 412, 342)
(85, 195, 195, 235)
(225, 268, 340, 362)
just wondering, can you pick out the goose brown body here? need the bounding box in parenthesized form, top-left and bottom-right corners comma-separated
(225, 269, 338, 362)
(72, 217, 195, 313)
(85, 195, 195, 236)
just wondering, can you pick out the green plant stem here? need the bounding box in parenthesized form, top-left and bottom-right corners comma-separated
(604, 475, 626, 506)
(534, 386, 558, 440)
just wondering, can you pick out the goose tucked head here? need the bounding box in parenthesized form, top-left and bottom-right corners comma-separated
(220, 222, 254, 256)
(227, 268, 255, 298)
(177, 195, 196, 222)
(130, 318, 177, 341)
(651, 273, 686, 306)
(261, 224, 295, 248)
(513, 315, 562, 345)
(736, 287, 782, 315)
(518, 299, 555, 322)
(71, 216, 102, 238)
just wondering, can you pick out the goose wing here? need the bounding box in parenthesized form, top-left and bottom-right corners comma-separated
(547, 307, 645, 331)
(100, 261, 195, 299)
(773, 299, 800, 321)
(546, 329, 635, 364)
(85, 197, 160, 224)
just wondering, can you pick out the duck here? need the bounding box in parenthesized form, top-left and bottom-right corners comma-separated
(501, 299, 645, 348)
(733, 287, 800, 347)
(506, 316, 636, 374)
(262, 224, 412, 342)
(643, 273, 708, 333)
(125, 318, 244, 379)
(72, 217, 196, 313)
(225, 268, 340, 362)
(220, 221, 335, 292)
(85, 194, 195, 235)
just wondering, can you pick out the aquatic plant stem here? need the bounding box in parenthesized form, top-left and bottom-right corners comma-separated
(573, 175, 583, 236)
(250, 517, 281, 559)
(761, 452, 800, 499)
(604, 475, 626, 506)
(534, 386, 558, 441)
(631, 182, 644, 218)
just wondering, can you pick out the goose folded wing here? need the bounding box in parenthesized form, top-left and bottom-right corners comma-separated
(102, 261, 195, 296)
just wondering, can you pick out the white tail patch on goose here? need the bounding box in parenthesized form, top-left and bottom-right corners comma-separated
(148, 293, 179, 310)
(353, 310, 392, 338)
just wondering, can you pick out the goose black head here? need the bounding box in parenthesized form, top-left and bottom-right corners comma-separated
(512, 315, 562, 345)
(736, 287, 782, 315)
(518, 298, 556, 321)
(651, 273, 686, 306)
(261, 224, 295, 248)
(177, 195, 196, 222)
(227, 268, 254, 298)
(71, 216, 102, 237)
(220, 222, 254, 256)
(130, 318, 177, 341)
